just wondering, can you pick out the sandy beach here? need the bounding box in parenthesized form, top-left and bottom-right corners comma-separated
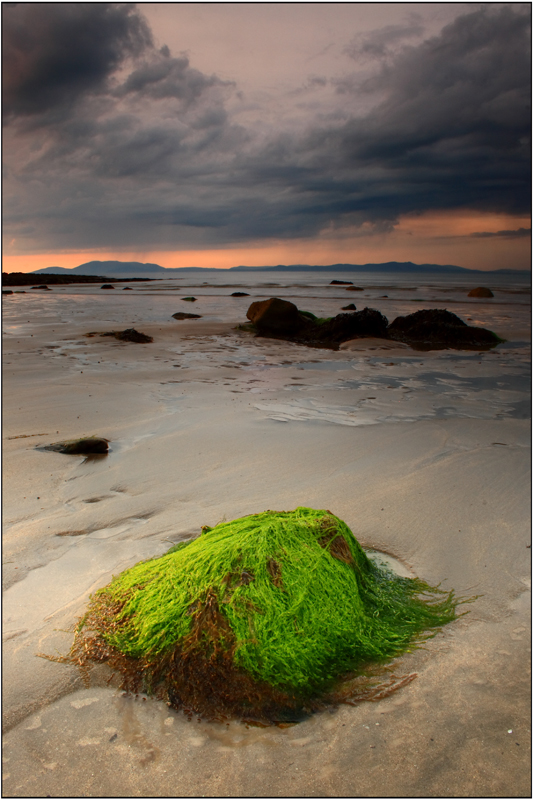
(2, 273, 531, 797)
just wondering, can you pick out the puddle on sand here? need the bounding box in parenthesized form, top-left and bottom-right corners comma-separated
(366, 548, 413, 578)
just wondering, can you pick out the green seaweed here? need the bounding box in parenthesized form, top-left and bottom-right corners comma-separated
(72, 508, 463, 719)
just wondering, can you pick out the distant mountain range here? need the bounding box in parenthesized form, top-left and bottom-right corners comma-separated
(32, 259, 529, 277)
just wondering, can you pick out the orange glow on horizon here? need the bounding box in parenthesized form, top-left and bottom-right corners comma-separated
(2, 211, 530, 273)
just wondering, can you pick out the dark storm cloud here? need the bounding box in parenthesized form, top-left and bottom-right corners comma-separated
(2, 3, 152, 119)
(2, 4, 531, 253)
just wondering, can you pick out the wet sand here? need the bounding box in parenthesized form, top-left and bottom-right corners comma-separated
(2, 278, 531, 796)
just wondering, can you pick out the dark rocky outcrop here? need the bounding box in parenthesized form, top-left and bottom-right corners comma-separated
(468, 287, 494, 298)
(244, 298, 502, 351)
(182, 297, 197, 302)
(123, 287, 132, 290)
(387, 309, 502, 349)
(312, 308, 389, 344)
(231, 292, 250, 296)
(101, 284, 115, 289)
(3, 290, 13, 294)
(31, 285, 51, 290)
(41, 437, 109, 455)
(330, 280, 353, 285)
(247, 298, 305, 335)
(172, 312, 202, 320)
(341, 304, 356, 310)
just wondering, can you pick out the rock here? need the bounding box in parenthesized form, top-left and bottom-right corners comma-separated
(123, 287, 132, 290)
(231, 292, 250, 296)
(41, 437, 109, 455)
(101, 284, 115, 289)
(468, 287, 494, 298)
(341, 304, 356, 310)
(182, 297, 197, 302)
(2, 290, 13, 294)
(100, 329, 153, 343)
(172, 312, 202, 320)
(246, 298, 304, 334)
(31, 285, 51, 290)
(314, 308, 389, 344)
(330, 280, 353, 285)
(388, 309, 502, 349)
(345, 286, 364, 291)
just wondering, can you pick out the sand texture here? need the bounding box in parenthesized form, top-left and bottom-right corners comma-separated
(2, 273, 531, 797)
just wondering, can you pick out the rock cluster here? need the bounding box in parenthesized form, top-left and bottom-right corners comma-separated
(245, 297, 502, 350)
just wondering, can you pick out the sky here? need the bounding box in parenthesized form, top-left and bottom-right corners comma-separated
(2, 2, 531, 273)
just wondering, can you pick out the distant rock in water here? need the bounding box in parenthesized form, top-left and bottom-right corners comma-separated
(41, 437, 109, 455)
(468, 287, 494, 298)
(345, 286, 364, 291)
(330, 280, 353, 285)
(172, 312, 202, 320)
(123, 287, 132, 290)
(31, 285, 51, 290)
(101, 284, 115, 289)
(98, 328, 153, 343)
(341, 304, 357, 310)
(3, 290, 13, 294)
(182, 296, 197, 302)
(387, 309, 502, 349)
(231, 292, 250, 296)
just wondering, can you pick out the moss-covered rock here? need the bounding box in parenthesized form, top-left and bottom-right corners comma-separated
(71, 508, 461, 722)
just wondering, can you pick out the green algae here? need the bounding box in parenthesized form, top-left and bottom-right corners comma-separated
(72, 508, 463, 718)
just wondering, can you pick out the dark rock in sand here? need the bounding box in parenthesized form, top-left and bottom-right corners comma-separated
(101, 284, 115, 289)
(330, 280, 353, 285)
(31, 285, 51, 290)
(182, 296, 197, 302)
(345, 286, 364, 291)
(314, 308, 389, 344)
(468, 287, 494, 298)
(388, 309, 502, 349)
(100, 328, 153, 343)
(172, 312, 202, 320)
(3, 290, 13, 294)
(41, 437, 109, 455)
(247, 298, 304, 335)
(231, 292, 250, 296)
(341, 303, 356, 310)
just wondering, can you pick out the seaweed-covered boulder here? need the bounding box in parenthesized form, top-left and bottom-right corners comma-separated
(468, 287, 494, 298)
(314, 308, 389, 344)
(172, 312, 202, 320)
(388, 309, 502, 349)
(41, 437, 109, 455)
(247, 298, 304, 334)
(70, 508, 459, 723)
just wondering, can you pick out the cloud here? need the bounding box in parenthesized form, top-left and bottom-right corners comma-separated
(468, 227, 531, 239)
(2, 3, 152, 120)
(2, 4, 531, 255)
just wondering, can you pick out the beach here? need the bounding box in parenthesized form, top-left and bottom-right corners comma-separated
(2, 271, 531, 797)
